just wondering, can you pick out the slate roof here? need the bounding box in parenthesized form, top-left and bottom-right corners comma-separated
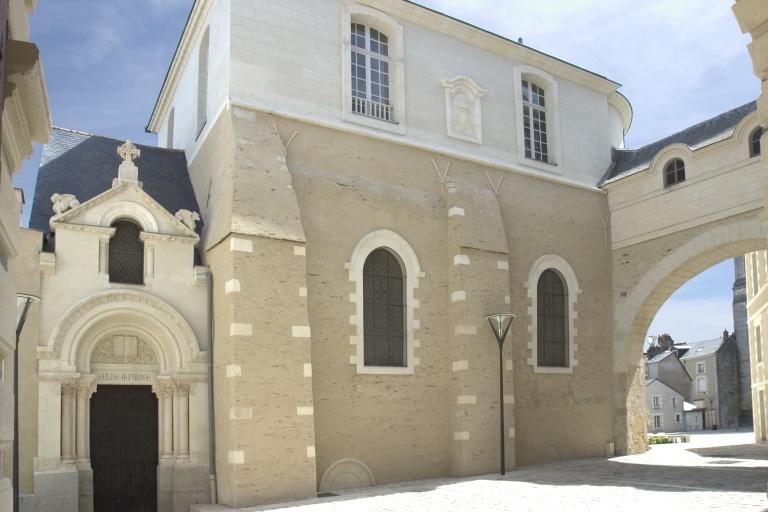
(600, 101, 757, 185)
(31, 127, 202, 252)
(647, 351, 675, 364)
(679, 337, 724, 360)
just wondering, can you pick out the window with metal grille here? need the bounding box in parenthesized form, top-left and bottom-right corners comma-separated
(351, 23, 394, 123)
(363, 248, 405, 367)
(664, 158, 685, 187)
(109, 221, 144, 285)
(522, 80, 548, 163)
(537, 269, 568, 367)
(751, 127, 763, 158)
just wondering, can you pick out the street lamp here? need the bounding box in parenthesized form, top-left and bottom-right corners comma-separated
(14, 293, 40, 512)
(485, 313, 515, 476)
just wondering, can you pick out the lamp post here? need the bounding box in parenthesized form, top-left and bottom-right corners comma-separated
(14, 293, 40, 512)
(485, 313, 514, 476)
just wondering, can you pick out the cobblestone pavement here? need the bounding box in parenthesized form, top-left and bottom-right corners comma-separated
(222, 431, 768, 512)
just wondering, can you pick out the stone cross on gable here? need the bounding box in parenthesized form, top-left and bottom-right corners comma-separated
(117, 140, 140, 163)
(114, 140, 141, 185)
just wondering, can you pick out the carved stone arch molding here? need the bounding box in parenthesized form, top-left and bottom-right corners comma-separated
(41, 289, 205, 373)
(319, 458, 376, 492)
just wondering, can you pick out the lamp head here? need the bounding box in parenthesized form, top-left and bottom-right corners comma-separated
(486, 313, 515, 347)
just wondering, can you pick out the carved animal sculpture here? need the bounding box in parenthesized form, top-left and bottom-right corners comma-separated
(50, 193, 80, 215)
(175, 209, 201, 231)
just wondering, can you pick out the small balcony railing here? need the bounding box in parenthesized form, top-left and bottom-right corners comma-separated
(352, 97, 395, 123)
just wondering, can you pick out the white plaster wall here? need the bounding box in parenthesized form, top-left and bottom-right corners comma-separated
(157, 0, 230, 157)
(605, 119, 766, 249)
(226, 0, 621, 187)
(645, 380, 685, 433)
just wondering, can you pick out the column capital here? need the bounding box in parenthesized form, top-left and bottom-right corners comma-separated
(77, 376, 97, 398)
(61, 378, 79, 397)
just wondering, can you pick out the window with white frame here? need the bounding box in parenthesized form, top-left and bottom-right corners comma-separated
(653, 415, 662, 429)
(350, 23, 393, 123)
(663, 158, 686, 188)
(348, 230, 421, 375)
(675, 413, 682, 424)
(522, 80, 548, 162)
(696, 362, 705, 374)
(527, 254, 579, 373)
(696, 376, 707, 394)
(652, 395, 661, 409)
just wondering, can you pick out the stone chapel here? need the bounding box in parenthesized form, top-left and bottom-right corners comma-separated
(9, 1, 767, 511)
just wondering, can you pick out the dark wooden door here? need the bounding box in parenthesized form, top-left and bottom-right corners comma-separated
(91, 385, 158, 512)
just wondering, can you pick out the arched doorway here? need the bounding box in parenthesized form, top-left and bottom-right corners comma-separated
(612, 215, 768, 454)
(36, 290, 209, 512)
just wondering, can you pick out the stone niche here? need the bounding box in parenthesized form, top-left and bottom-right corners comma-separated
(441, 76, 485, 144)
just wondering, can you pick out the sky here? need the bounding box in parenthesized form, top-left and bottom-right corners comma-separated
(13, 0, 759, 343)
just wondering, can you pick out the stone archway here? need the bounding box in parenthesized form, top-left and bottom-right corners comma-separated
(612, 214, 768, 454)
(36, 290, 209, 512)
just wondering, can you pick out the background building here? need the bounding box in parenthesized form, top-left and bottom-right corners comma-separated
(0, 1, 50, 510)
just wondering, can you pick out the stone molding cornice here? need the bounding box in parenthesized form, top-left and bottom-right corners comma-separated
(140, 231, 198, 245)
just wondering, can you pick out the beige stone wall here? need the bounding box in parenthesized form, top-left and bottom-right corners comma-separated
(745, 250, 768, 441)
(204, 104, 618, 508)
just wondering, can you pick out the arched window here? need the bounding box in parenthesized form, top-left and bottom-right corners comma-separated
(350, 23, 392, 122)
(537, 269, 568, 367)
(664, 158, 685, 188)
(522, 79, 548, 163)
(109, 221, 144, 284)
(363, 248, 405, 367)
(751, 127, 763, 158)
(197, 27, 209, 137)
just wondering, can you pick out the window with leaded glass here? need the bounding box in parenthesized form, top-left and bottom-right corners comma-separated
(522, 79, 548, 163)
(537, 269, 568, 367)
(109, 220, 144, 285)
(751, 127, 763, 158)
(363, 248, 405, 367)
(664, 158, 685, 187)
(350, 23, 393, 122)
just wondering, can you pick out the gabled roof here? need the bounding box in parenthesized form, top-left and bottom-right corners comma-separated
(31, 127, 202, 250)
(647, 351, 675, 364)
(680, 337, 724, 359)
(600, 101, 757, 185)
(645, 378, 683, 396)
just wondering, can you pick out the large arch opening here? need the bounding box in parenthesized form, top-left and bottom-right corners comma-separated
(613, 215, 768, 454)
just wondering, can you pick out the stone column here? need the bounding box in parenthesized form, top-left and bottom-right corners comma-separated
(60, 380, 77, 463)
(98, 236, 109, 274)
(174, 379, 190, 461)
(153, 379, 175, 462)
(75, 378, 96, 464)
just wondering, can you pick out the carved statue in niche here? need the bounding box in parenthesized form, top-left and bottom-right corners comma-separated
(452, 90, 473, 135)
(91, 335, 157, 365)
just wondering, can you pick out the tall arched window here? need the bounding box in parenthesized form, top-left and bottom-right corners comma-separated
(537, 269, 568, 367)
(350, 23, 392, 122)
(109, 221, 144, 284)
(197, 27, 210, 136)
(751, 127, 763, 158)
(363, 248, 405, 367)
(522, 79, 548, 163)
(664, 158, 685, 188)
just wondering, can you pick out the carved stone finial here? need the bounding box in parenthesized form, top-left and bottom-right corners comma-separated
(175, 209, 201, 231)
(50, 193, 80, 215)
(118, 140, 140, 163)
(115, 140, 141, 185)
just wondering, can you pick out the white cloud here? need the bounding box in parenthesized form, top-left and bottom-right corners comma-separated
(646, 296, 734, 344)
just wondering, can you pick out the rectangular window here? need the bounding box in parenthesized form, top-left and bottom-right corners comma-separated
(696, 376, 707, 394)
(522, 80, 548, 163)
(671, 396, 677, 408)
(696, 362, 705, 374)
(653, 415, 662, 429)
(652, 395, 661, 409)
(350, 23, 393, 123)
(675, 413, 681, 424)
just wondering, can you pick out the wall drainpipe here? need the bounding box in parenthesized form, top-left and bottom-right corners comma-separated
(206, 269, 218, 503)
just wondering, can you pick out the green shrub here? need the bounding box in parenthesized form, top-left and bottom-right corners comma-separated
(648, 435, 675, 445)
